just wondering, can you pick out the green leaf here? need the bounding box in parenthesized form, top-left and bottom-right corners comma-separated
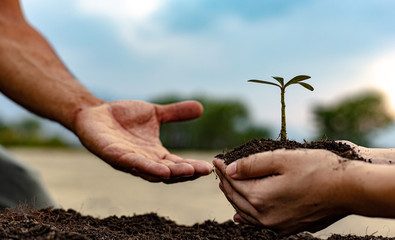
(248, 79, 281, 88)
(298, 82, 314, 91)
(291, 75, 311, 82)
(285, 75, 311, 87)
(272, 76, 284, 86)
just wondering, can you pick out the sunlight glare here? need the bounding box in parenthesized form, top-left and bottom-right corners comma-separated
(370, 49, 395, 113)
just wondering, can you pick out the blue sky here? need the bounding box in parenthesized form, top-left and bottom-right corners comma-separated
(2, 0, 395, 146)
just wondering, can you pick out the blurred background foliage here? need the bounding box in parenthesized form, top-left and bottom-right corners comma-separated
(0, 118, 68, 147)
(151, 95, 271, 150)
(0, 90, 393, 149)
(313, 91, 393, 147)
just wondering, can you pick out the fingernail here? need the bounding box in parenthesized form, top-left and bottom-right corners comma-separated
(226, 162, 237, 176)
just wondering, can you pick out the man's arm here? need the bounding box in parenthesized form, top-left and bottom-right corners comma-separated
(213, 149, 395, 235)
(0, 0, 212, 183)
(0, 0, 103, 131)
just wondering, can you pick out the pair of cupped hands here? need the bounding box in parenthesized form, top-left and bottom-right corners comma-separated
(213, 141, 393, 236)
(73, 99, 392, 235)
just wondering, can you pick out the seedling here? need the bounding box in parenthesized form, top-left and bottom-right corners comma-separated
(248, 75, 314, 142)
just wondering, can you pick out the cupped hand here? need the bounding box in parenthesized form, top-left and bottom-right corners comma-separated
(213, 149, 363, 235)
(74, 100, 212, 183)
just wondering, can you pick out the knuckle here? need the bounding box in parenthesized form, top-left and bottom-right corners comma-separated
(238, 158, 251, 175)
(239, 154, 261, 174)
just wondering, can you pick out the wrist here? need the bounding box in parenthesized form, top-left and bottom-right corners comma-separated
(337, 161, 368, 215)
(61, 93, 106, 132)
(341, 162, 395, 218)
(316, 160, 363, 217)
(368, 148, 395, 163)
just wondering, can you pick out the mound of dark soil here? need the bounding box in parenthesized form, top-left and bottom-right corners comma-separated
(0, 140, 387, 239)
(215, 139, 367, 164)
(0, 207, 393, 240)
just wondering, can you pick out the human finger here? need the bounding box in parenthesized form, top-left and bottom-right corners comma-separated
(226, 151, 281, 179)
(167, 162, 195, 177)
(216, 169, 260, 221)
(162, 175, 202, 184)
(215, 165, 254, 196)
(186, 159, 213, 175)
(127, 166, 201, 183)
(233, 213, 262, 226)
(165, 154, 213, 175)
(129, 169, 169, 182)
(156, 101, 203, 123)
(233, 213, 248, 224)
(218, 181, 261, 226)
(156, 156, 213, 182)
(112, 153, 171, 179)
(121, 157, 205, 183)
(212, 158, 227, 175)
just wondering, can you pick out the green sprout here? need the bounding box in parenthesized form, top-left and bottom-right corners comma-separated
(248, 75, 314, 142)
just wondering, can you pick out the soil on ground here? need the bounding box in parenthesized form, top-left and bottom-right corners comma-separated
(0, 140, 388, 239)
(0, 207, 393, 240)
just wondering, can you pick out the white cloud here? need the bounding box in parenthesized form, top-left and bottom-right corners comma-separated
(19, 0, 395, 143)
(73, 0, 171, 55)
(76, 0, 163, 21)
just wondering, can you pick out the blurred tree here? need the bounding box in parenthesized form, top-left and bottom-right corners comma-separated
(0, 118, 18, 145)
(152, 95, 271, 150)
(0, 117, 68, 147)
(14, 118, 41, 140)
(313, 91, 393, 147)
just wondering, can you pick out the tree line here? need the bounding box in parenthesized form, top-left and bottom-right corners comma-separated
(0, 90, 392, 148)
(151, 95, 271, 150)
(153, 90, 393, 149)
(0, 118, 68, 147)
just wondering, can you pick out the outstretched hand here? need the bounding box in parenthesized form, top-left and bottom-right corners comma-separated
(74, 100, 212, 183)
(213, 149, 363, 235)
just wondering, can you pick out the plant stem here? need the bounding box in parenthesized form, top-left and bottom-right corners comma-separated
(280, 87, 287, 141)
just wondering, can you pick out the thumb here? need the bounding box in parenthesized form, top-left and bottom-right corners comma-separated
(156, 101, 203, 123)
(226, 151, 280, 179)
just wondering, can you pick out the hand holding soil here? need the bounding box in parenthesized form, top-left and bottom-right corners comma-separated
(337, 140, 395, 164)
(214, 149, 352, 235)
(213, 147, 395, 236)
(74, 100, 212, 183)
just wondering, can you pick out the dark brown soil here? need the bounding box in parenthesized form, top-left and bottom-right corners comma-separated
(215, 139, 368, 165)
(0, 207, 393, 240)
(0, 140, 386, 239)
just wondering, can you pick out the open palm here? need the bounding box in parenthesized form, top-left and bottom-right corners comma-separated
(74, 100, 212, 183)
